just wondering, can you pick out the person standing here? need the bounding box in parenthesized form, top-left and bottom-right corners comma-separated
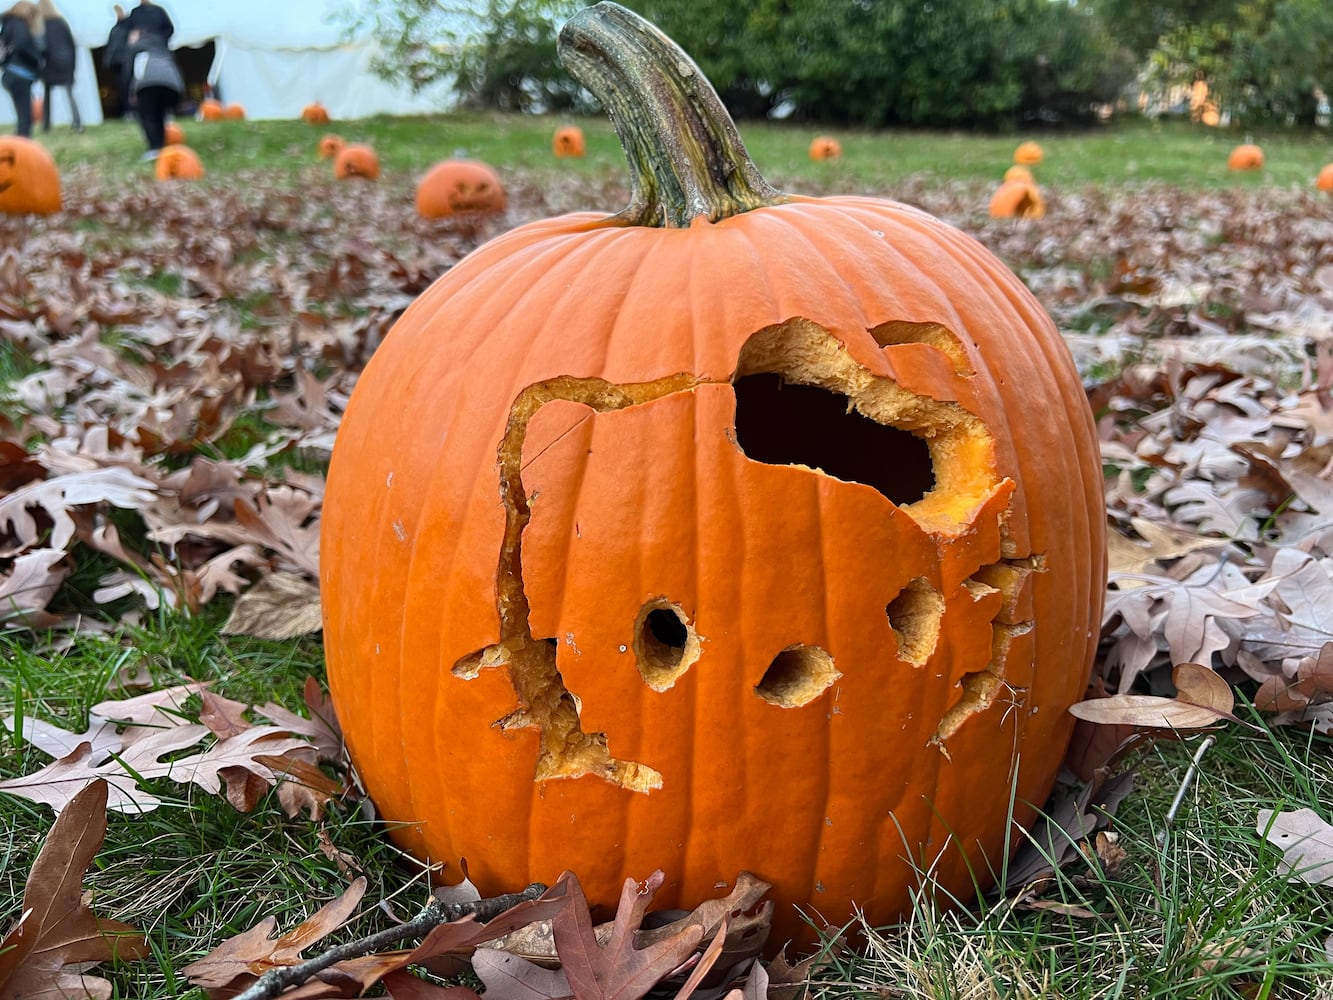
(0, 2, 42, 137)
(36, 0, 78, 131)
(125, 0, 171, 43)
(103, 4, 131, 117)
(126, 25, 180, 160)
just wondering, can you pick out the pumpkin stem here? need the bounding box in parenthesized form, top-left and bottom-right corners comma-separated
(558, 1, 785, 228)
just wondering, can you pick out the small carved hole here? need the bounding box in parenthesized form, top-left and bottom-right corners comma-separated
(634, 600, 700, 691)
(886, 578, 944, 666)
(755, 644, 840, 708)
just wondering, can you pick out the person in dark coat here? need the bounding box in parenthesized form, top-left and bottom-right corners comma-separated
(102, 4, 131, 118)
(126, 25, 180, 159)
(0, 2, 42, 137)
(36, 0, 80, 131)
(125, 0, 171, 43)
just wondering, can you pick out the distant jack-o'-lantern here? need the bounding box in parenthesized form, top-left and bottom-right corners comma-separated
(1013, 141, 1043, 165)
(322, 3, 1104, 954)
(154, 145, 205, 181)
(552, 125, 585, 158)
(1003, 164, 1033, 184)
(199, 99, 225, 121)
(808, 136, 842, 161)
(318, 134, 346, 160)
(334, 144, 380, 181)
(988, 179, 1045, 219)
(223, 104, 246, 120)
(302, 102, 331, 125)
(1227, 143, 1264, 171)
(415, 159, 507, 218)
(1317, 164, 1333, 193)
(0, 137, 61, 214)
(164, 122, 185, 145)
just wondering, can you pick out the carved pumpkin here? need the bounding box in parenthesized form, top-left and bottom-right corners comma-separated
(808, 135, 842, 161)
(0, 137, 61, 214)
(988, 179, 1044, 219)
(334, 144, 380, 181)
(302, 102, 331, 125)
(1227, 143, 1264, 170)
(199, 99, 224, 121)
(1003, 164, 1033, 184)
(415, 159, 507, 218)
(223, 104, 246, 120)
(317, 134, 345, 160)
(1318, 164, 1333, 193)
(322, 2, 1104, 951)
(164, 122, 185, 145)
(553, 125, 585, 158)
(154, 145, 204, 181)
(1013, 141, 1043, 165)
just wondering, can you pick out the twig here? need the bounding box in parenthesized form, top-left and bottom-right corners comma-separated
(232, 882, 548, 1000)
(1156, 734, 1216, 849)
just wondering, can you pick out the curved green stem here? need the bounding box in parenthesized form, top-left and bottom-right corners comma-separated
(558, 1, 785, 228)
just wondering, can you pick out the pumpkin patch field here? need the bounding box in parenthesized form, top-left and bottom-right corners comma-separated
(1, 16, 1333, 996)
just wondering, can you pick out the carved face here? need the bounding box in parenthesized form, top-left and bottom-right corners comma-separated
(317, 134, 345, 160)
(552, 126, 585, 158)
(414, 160, 506, 218)
(323, 194, 1104, 950)
(0, 137, 61, 214)
(154, 146, 204, 181)
(334, 145, 380, 181)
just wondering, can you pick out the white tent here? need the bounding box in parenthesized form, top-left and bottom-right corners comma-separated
(1, 0, 461, 128)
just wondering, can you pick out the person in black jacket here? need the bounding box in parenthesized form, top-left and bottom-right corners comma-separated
(102, 4, 131, 118)
(125, 0, 171, 43)
(126, 26, 181, 159)
(36, 0, 80, 131)
(0, 2, 42, 137)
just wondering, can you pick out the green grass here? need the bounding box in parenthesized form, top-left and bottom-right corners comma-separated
(35, 110, 1333, 193)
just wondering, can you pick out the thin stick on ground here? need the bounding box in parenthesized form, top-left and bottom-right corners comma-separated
(1157, 735, 1217, 849)
(232, 882, 549, 1000)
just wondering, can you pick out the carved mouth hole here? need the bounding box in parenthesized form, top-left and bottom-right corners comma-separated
(732, 373, 935, 506)
(634, 600, 700, 691)
(755, 644, 840, 708)
(886, 577, 944, 666)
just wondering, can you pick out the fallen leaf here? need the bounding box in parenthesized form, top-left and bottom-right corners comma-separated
(1256, 808, 1333, 885)
(220, 570, 324, 639)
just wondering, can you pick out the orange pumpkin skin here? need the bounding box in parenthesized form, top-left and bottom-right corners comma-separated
(154, 145, 204, 180)
(809, 136, 842, 161)
(1003, 164, 1033, 184)
(317, 134, 346, 160)
(1013, 141, 1043, 165)
(415, 159, 507, 218)
(199, 99, 225, 121)
(334, 144, 380, 181)
(1227, 143, 1264, 170)
(988, 179, 1044, 219)
(0, 137, 61, 214)
(223, 104, 246, 120)
(1318, 164, 1333, 192)
(553, 125, 586, 157)
(164, 122, 185, 145)
(302, 102, 331, 125)
(322, 3, 1104, 952)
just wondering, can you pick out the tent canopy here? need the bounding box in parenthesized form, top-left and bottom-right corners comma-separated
(1, 0, 460, 126)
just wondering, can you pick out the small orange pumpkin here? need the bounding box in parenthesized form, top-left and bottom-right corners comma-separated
(323, 3, 1103, 953)
(988, 179, 1045, 219)
(154, 145, 204, 181)
(164, 121, 185, 145)
(1317, 164, 1333, 193)
(552, 125, 586, 158)
(1013, 141, 1043, 165)
(0, 136, 61, 214)
(1003, 164, 1033, 184)
(199, 98, 225, 121)
(415, 159, 507, 218)
(302, 102, 331, 125)
(334, 144, 380, 181)
(317, 134, 346, 160)
(31, 95, 42, 122)
(808, 135, 842, 161)
(1227, 143, 1264, 171)
(223, 104, 246, 120)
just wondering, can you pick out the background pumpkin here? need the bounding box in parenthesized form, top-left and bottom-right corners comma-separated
(415, 159, 507, 218)
(808, 135, 842, 161)
(1013, 141, 1043, 165)
(223, 104, 246, 120)
(0, 137, 62, 214)
(334, 144, 380, 181)
(164, 121, 185, 146)
(552, 125, 586, 157)
(317, 134, 345, 160)
(1228, 143, 1264, 170)
(154, 145, 204, 181)
(989, 178, 1045, 219)
(1318, 164, 1333, 192)
(302, 102, 331, 125)
(322, 1, 1104, 951)
(198, 98, 224, 121)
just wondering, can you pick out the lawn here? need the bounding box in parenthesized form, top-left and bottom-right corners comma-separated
(1, 109, 1332, 999)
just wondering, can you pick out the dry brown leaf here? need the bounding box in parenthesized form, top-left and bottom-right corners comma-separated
(1256, 808, 1333, 885)
(220, 569, 324, 639)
